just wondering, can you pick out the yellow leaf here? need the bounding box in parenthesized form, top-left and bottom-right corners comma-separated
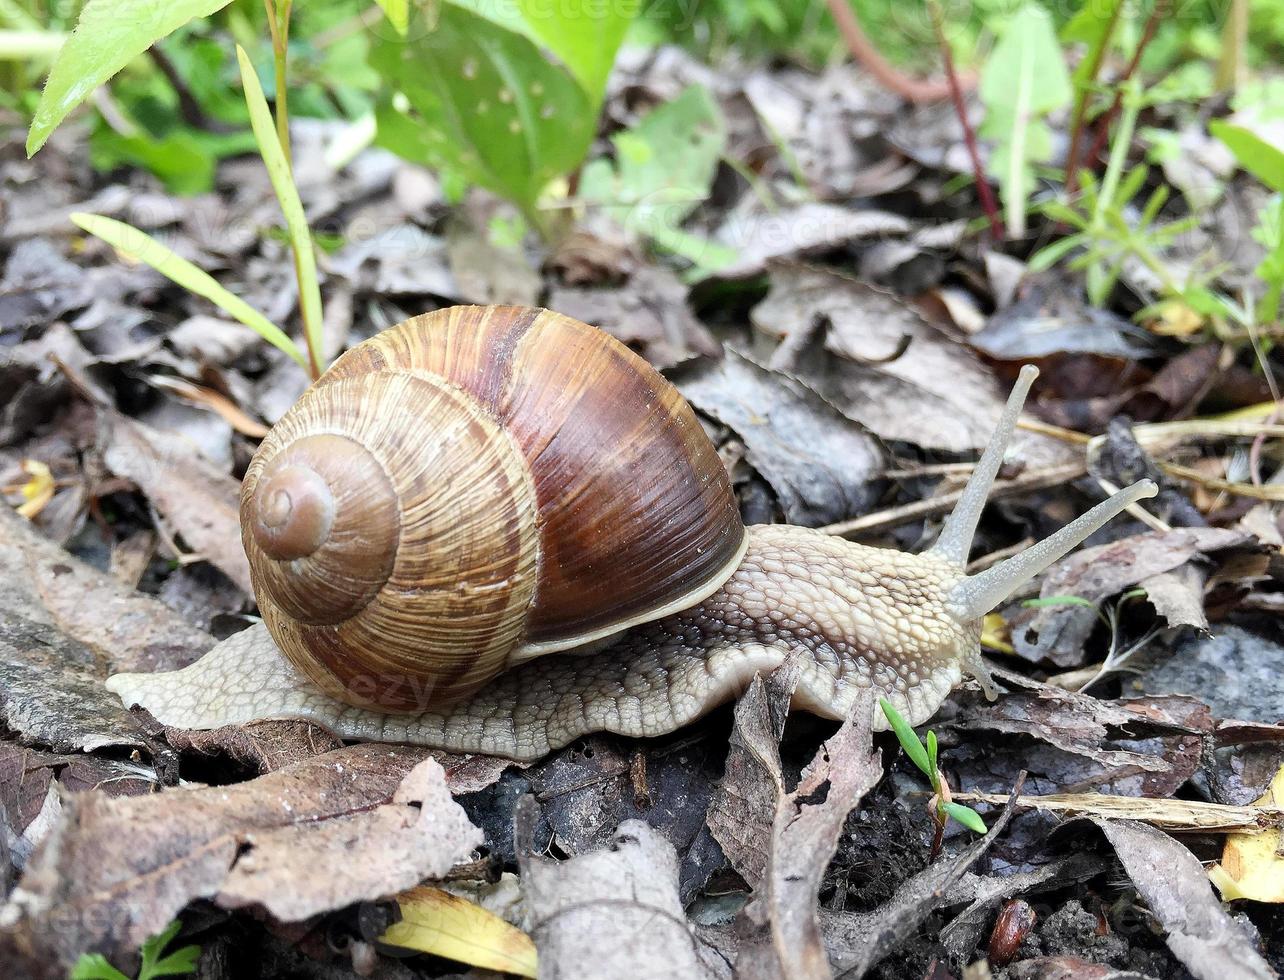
(980, 612, 1014, 654)
(16, 459, 55, 519)
(380, 885, 538, 977)
(1147, 298, 1205, 337)
(1209, 765, 1284, 902)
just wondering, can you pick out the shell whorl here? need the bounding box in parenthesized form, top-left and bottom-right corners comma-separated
(241, 305, 746, 713)
(241, 368, 540, 710)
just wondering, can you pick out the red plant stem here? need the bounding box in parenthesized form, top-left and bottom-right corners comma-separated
(930, 2, 1003, 240)
(823, 0, 971, 104)
(1079, 0, 1168, 184)
(1063, 0, 1125, 200)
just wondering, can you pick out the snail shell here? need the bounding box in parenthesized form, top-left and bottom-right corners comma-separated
(241, 306, 747, 710)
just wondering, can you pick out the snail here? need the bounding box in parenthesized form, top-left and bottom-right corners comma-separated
(108, 305, 1157, 761)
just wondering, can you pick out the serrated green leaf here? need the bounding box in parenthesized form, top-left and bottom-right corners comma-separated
(70, 213, 306, 369)
(137, 919, 199, 980)
(371, 2, 594, 225)
(236, 45, 323, 378)
(27, 0, 234, 156)
(1210, 120, 1284, 192)
(879, 698, 932, 779)
(69, 954, 131, 980)
(942, 802, 988, 834)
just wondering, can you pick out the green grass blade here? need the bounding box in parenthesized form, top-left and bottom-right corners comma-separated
(878, 698, 932, 779)
(941, 802, 988, 834)
(70, 212, 306, 370)
(235, 44, 323, 379)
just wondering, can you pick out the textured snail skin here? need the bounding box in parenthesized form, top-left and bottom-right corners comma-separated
(108, 525, 979, 760)
(106, 359, 1160, 761)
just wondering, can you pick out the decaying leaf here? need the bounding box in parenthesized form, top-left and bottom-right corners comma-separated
(0, 505, 213, 750)
(1092, 819, 1275, 980)
(735, 687, 882, 979)
(516, 800, 729, 980)
(381, 884, 538, 977)
(551, 265, 719, 369)
(954, 789, 1284, 834)
(1209, 765, 1284, 902)
(1011, 527, 1251, 666)
(0, 746, 481, 970)
(98, 409, 252, 594)
(750, 265, 1004, 452)
(714, 204, 910, 279)
(947, 670, 1208, 778)
(670, 349, 883, 526)
(705, 669, 796, 888)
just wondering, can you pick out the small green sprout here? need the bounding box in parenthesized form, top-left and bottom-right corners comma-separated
(879, 698, 987, 855)
(70, 920, 199, 980)
(1022, 588, 1159, 691)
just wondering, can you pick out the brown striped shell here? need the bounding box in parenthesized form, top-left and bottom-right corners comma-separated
(241, 306, 747, 711)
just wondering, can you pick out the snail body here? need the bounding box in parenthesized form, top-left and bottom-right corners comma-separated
(109, 306, 1156, 760)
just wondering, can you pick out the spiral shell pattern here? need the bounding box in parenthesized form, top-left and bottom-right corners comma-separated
(242, 306, 745, 711)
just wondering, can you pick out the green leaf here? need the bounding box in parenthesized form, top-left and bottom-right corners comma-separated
(1210, 120, 1284, 192)
(26, 0, 235, 155)
(236, 45, 324, 378)
(878, 698, 932, 779)
(90, 129, 216, 196)
(69, 955, 131, 980)
(137, 920, 199, 980)
(1021, 594, 1097, 609)
(371, 2, 595, 226)
(70, 213, 307, 369)
(69, 920, 199, 980)
(373, 0, 408, 35)
(1028, 233, 1087, 271)
(450, 0, 638, 103)
(979, 3, 1071, 237)
(578, 85, 734, 273)
(926, 729, 939, 780)
(941, 802, 988, 834)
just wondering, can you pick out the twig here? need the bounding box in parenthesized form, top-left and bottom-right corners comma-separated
(1079, 0, 1168, 183)
(928, 0, 1002, 239)
(819, 462, 1086, 538)
(1063, 0, 1124, 200)
(823, 0, 967, 104)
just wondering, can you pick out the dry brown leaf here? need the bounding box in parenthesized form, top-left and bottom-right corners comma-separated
(148, 375, 269, 438)
(0, 505, 213, 750)
(749, 265, 1004, 452)
(952, 790, 1284, 834)
(516, 799, 729, 980)
(98, 408, 252, 593)
(0, 745, 480, 971)
(671, 349, 883, 527)
(1011, 527, 1250, 666)
(1092, 819, 1275, 980)
(735, 687, 882, 979)
(705, 668, 794, 888)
